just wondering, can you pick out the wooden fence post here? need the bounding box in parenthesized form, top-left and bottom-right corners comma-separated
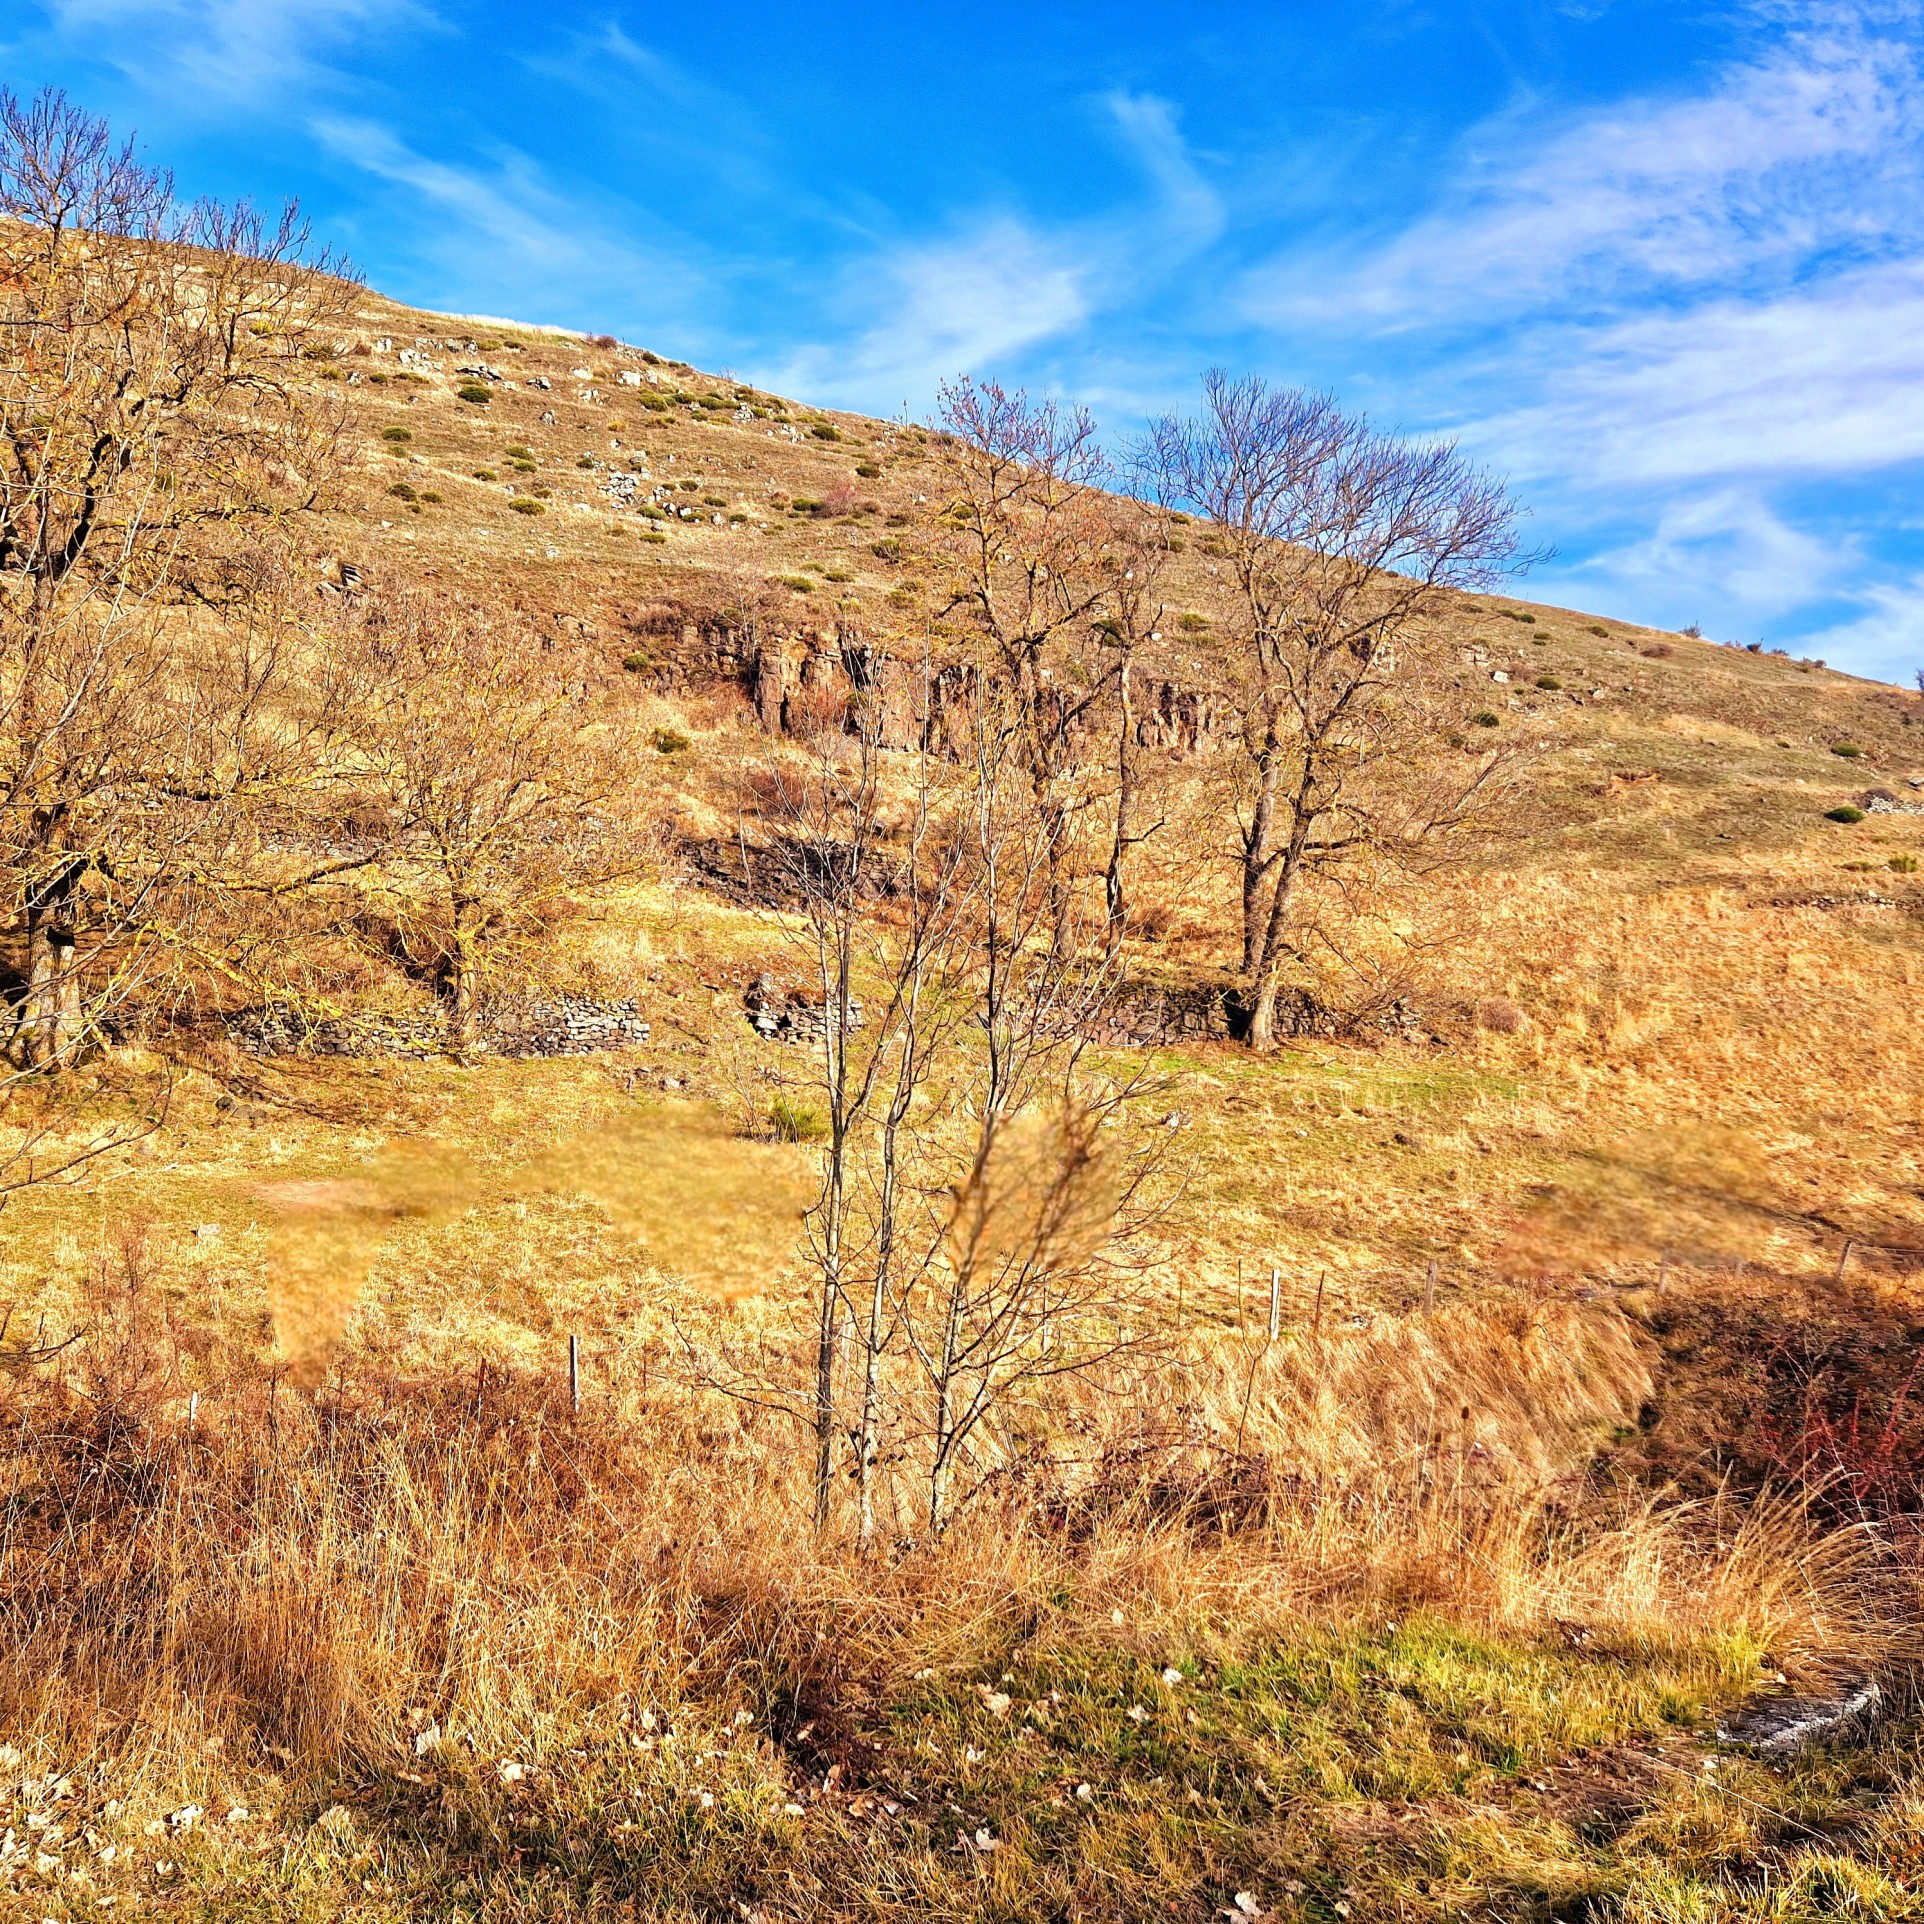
(568, 1333, 580, 1414)
(1267, 1267, 1281, 1343)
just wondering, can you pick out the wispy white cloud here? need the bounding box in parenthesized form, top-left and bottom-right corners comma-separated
(1245, 13, 1923, 331)
(770, 90, 1220, 411)
(1543, 486, 1848, 632)
(1798, 569, 1924, 682)
(40, 0, 432, 104)
(1232, 5, 1924, 675)
(311, 115, 705, 324)
(770, 217, 1090, 409)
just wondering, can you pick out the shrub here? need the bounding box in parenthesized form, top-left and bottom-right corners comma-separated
(506, 444, 532, 458)
(637, 503, 665, 521)
(388, 482, 416, 500)
(641, 350, 662, 365)
(871, 537, 902, 563)
(854, 463, 881, 478)
(419, 490, 442, 504)
(823, 569, 851, 583)
(592, 333, 618, 349)
(640, 392, 670, 411)
(769, 1094, 828, 1143)
(1890, 853, 1919, 874)
(1682, 622, 1703, 638)
(1588, 623, 1608, 636)
(1176, 612, 1210, 632)
(1826, 806, 1866, 823)
(472, 467, 497, 481)
(510, 499, 545, 516)
(367, 371, 389, 385)
(789, 497, 821, 515)
(456, 383, 492, 405)
(780, 575, 814, 593)
(511, 460, 536, 473)
(621, 651, 652, 673)
(1476, 997, 1526, 1034)
(382, 426, 412, 443)
(703, 494, 726, 507)
(576, 454, 595, 469)
(728, 511, 748, 524)
(678, 479, 699, 492)
(886, 511, 910, 527)
(1535, 675, 1562, 691)
(1641, 643, 1674, 659)
(698, 394, 733, 411)
(1831, 743, 1864, 759)
(640, 530, 668, 543)
(809, 422, 841, 441)
(650, 726, 691, 754)
(1472, 711, 1500, 727)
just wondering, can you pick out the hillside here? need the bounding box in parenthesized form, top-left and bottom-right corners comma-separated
(4, 275, 1924, 1924)
(56, 282, 1917, 1322)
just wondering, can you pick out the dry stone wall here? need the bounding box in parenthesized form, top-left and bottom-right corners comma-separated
(232, 994, 651, 1060)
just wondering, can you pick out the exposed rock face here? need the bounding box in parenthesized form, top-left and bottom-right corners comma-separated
(612, 600, 1227, 757)
(232, 994, 651, 1060)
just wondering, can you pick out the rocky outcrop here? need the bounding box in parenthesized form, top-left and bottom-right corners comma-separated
(611, 598, 1228, 758)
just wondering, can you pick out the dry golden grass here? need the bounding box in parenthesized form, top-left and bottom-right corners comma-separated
(2, 288, 1921, 1920)
(0, 1239, 1902, 1921)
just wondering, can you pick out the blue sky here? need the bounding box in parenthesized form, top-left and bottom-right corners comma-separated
(8, 1, 1924, 681)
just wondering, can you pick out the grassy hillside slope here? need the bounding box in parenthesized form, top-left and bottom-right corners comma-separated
(2, 290, 1922, 1924)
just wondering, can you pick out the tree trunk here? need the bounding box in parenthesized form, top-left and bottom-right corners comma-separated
(1104, 657, 1137, 951)
(448, 893, 481, 1060)
(20, 910, 78, 1068)
(1241, 717, 1283, 973)
(17, 860, 83, 1070)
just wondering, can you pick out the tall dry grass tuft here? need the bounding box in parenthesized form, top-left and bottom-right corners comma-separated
(0, 1249, 1892, 1813)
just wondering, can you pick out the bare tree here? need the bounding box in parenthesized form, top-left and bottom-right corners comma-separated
(747, 667, 974, 1536)
(726, 668, 1171, 1541)
(1093, 507, 1174, 950)
(907, 696, 1163, 1531)
(1143, 373, 1527, 1049)
(338, 590, 632, 1059)
(0, 88, 356, 1068)
(933, 379, 1120, 956)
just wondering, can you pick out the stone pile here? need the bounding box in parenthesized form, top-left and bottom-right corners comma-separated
(1861, 787, 1924, 816)
(745, 974, 863, 1045)
(231, 994, 650, 1061)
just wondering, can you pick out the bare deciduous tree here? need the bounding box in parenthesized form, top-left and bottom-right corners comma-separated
(339, 590, 632, 1059)
(1143, 372, 1527, 1049)
(934, 379, 1120, 956)
(0, 88, 356, 1067)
